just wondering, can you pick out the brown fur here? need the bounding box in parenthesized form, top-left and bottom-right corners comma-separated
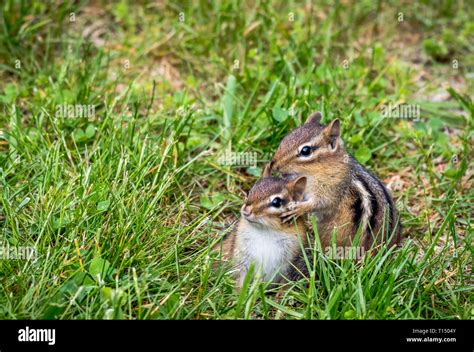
(270, 112, 401, 253)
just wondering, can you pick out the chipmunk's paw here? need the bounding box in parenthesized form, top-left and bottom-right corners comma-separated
(281, 207, 303, 223)
(281, 213, 297, 223)
(281, 201, 311, 223)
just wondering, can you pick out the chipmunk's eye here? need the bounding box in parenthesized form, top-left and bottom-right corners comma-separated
(271, 197, 282, 208)
(300, 146, 312, 156)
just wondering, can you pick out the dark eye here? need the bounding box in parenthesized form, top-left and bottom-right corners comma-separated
(300, 146, 312, 156)
(271, 197, 282, 208)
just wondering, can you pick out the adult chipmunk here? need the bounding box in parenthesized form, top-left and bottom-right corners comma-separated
(220, 175, 309, 289)
(268, 112, 401, 252)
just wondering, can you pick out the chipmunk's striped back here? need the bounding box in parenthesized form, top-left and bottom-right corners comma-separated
(350, 158, 401, 249)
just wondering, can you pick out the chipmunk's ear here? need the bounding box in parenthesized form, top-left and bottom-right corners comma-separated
(305, 111, 322, 125)
(325, 119, 341, 151)
(288, 176, 307, 202)
(262, 163, 272, 177)
(327, 119, 340, 137)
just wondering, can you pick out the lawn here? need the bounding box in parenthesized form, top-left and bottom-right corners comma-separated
(0, 0, 472, 319)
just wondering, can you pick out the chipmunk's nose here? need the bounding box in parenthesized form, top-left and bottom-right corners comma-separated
(241, 204, 252, 217)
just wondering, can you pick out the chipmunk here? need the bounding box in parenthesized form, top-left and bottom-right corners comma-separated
(219, 174, 309, 289)
(268, 112, 401, 252)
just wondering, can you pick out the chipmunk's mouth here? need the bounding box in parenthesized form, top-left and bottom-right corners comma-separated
(245, 216, 283, 229)
(244, 214, 258, 224)
(244, 215, 268, 227)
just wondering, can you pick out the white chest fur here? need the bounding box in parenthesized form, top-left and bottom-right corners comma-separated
(236, 224, 298, 282)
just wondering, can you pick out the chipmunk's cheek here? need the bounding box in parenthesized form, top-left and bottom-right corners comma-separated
(261, 217, 274, 227)
(269, 217, 281, 228)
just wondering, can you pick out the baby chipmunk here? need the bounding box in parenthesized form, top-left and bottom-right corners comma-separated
(268, 112, 401, 252)
(220, 175, 308, 289)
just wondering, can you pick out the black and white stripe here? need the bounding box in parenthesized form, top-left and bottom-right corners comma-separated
(350, 162, 399, 246)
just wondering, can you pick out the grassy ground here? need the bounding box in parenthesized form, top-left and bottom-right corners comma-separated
(0, 0, 472, 319)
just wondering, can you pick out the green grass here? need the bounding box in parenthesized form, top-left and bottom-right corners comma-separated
(0, 0, 472, 319)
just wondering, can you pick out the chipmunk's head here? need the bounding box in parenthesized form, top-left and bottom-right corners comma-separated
(270, 112, 346, 175)
(241, 175, 306, 229)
